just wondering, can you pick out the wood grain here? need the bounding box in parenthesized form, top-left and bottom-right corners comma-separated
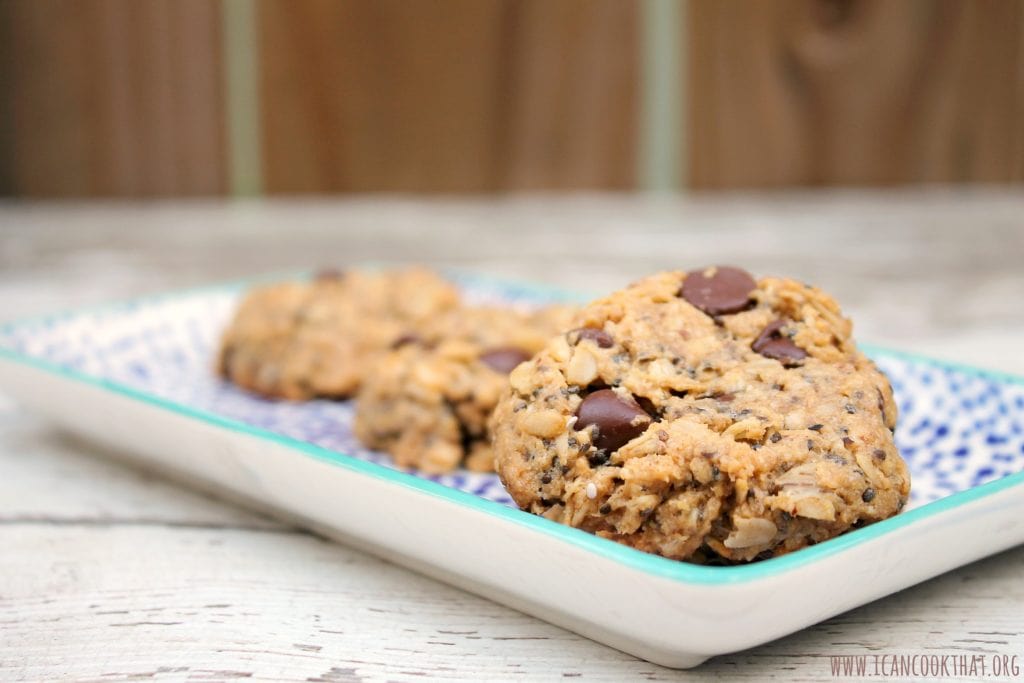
(0, 0, 226, 197)
(3, 523, 1019, 682)
(257, 0, 637, 193)
(688, 0, 1024, 188)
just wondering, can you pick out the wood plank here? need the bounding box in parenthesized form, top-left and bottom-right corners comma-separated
(258, 0, 637, 193)
(0, 0, 227, 197)
(688, 0, 1024, 188)
(2, 526, 1021, 679)
(493, 0, 638, 190)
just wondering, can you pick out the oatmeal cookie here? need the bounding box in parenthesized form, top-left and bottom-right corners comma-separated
(491, 266, 910, 562)
(354, 305, 577, 473)
(218, 268, 460, 399)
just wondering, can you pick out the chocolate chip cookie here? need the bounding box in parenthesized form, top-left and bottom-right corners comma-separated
(218, 268, 460, 400)
(491, 266, 910, 562)
(354, 305, 577, 473)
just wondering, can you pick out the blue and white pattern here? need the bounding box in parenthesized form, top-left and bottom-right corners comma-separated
(2, 276, 1023, 511)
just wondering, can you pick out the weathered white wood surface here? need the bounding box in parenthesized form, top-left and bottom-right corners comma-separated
(1, 192, 1023, 681)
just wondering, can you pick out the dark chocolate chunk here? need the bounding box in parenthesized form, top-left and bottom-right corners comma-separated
(573, 327, 614, 348)
(862, 488, 876, 502)
(680, 265, 757, 315)
(635, 396, 659, 418)
(479, 347, 532, 374)
(752, 319, 808, 365)
(574, 389, 652, 453)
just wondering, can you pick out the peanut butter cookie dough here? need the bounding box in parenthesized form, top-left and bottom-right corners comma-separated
(354, 305, 577, 473)
(491, 266, 909, 563)
(217, 268, 460, 400)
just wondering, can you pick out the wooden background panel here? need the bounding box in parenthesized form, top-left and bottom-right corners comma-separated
(494, 1, 638, 190)
(688, 0, 1024, 188)
(258, 0, 637, 193)
(0, 0, 226, 197)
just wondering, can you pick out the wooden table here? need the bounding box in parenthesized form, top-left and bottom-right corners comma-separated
(2, 191, 1022, 681)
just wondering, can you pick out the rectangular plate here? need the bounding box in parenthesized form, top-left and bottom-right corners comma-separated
(1, 272, 1023, 668)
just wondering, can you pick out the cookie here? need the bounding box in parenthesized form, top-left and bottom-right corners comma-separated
(491, 266, 910, 562)
(218, 268, 460, 400)
(354, 305, 577, 473)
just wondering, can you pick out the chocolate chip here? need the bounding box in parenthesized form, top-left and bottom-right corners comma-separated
(862, 488, 876, 502)
(635, 396, 659, 418)
(752, 319, 808, 365)
(573, 327, 614, 348)
(842, 436, 855, 448)
(680, 265, 757, 315)
(540, 473, 552, 484)
(770, 432, 782, 443)
(574, 389, 652, 453)
(872, 449, 887, 461)
(390, 332, 423, 349)
(314, 267, 345, 282)
(808, 423, 823, 431)
(599, 504, 611, 515)
(479, 347, 532, 374)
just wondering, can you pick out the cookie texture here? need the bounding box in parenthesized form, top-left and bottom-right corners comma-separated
(218, 268, 460, 399)
(492, 267, 910, 562)
(354, 305, 577, 473)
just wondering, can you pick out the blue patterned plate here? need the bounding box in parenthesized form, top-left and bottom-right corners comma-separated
(1, 272, 1022, 668)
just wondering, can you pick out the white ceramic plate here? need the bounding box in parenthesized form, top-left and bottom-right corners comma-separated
(1, 272, 1023, 668)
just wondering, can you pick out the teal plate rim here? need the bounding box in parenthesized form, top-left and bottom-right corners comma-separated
(1, 270, 1023, 587)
